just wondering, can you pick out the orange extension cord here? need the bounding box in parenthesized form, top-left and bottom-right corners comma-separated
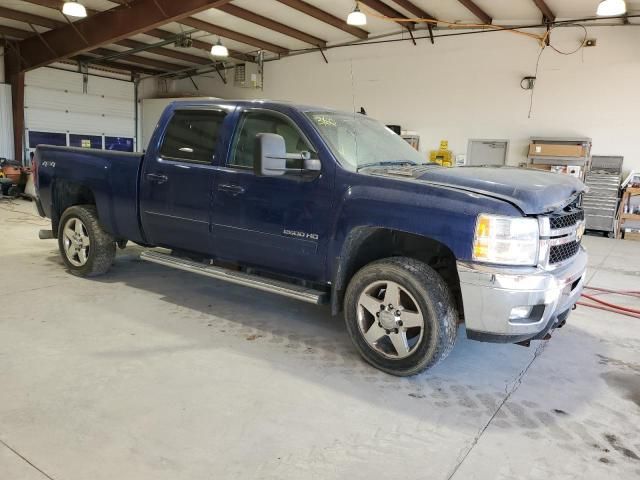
(357, 1, 550, 45)
(578, 287, 640, 319)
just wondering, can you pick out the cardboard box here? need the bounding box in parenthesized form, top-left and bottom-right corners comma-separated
(529, 144, 587, 158)
(528, 164, 551, 171)
(624, 231, 640, 242)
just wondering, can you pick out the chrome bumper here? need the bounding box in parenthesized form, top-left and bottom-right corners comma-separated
(457, 247, 587, 343)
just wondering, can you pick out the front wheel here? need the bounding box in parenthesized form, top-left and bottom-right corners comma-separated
(58, 205, 115, 277)
(344, 257, 458, 376)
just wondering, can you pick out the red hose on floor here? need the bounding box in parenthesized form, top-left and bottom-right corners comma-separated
(584, 286, 640, 297)
(581, 293, 640, 315)
(577, 301, 640, 319)
(577, 286, 640, 319)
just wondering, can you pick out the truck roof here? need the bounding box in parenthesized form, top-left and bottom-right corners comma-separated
(167, 98, 342, 115)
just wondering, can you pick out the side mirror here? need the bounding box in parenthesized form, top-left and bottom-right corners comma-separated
(255, 133, 321, 177)
(255, 133, 287, 176)
(303, 158, 321, 171)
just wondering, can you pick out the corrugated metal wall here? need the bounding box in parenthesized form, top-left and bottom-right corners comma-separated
(0, 84, 14, 160)
(24, 67, 135, 141)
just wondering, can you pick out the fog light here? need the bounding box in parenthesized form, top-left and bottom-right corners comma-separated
(509, 305, 533, 321)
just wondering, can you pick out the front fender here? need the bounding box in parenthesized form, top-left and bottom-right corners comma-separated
(327, 180, 521, 315)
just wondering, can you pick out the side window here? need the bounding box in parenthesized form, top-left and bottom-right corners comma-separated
(159, 110, 226, 163)
(229, 111, 314, 169)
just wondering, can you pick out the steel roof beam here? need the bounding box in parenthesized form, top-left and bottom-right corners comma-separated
(12, 0, 234, 71)
(531, 0, 555, 21)
(179, 17, 289, 54)
(216, 3, 326, 47)
(457, 0, 492, 24)
(275, 0, 368, 39)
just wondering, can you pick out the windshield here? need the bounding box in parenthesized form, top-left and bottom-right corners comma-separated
(306, 111, 425, 171)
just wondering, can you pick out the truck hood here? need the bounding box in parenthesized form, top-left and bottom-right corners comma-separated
(362, 165, 586, 214)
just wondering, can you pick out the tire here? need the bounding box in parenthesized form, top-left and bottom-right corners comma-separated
(58, 205, 116, 277)
(344, 257, 457, 376)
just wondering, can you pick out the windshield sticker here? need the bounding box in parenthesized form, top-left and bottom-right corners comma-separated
(313, 115, 337, 127)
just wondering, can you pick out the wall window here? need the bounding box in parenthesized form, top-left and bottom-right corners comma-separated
(28, 131, 66, 148)
(106, 136, 134, 152)
(159, 110, 227, 163)
(229, 111, 314, 169)
(69, 134, 102, 149)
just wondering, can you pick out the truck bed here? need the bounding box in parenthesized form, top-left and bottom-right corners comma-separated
(35, 145, 145, 243)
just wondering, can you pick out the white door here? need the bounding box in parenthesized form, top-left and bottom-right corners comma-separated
(467, 140, 508, 166)
(24, 67, 135, 163)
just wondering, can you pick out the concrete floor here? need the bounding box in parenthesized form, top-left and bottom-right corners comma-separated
(1, 198, 639, 480)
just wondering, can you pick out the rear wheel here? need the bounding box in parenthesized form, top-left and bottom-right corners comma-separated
(344, 257, 457, 376)
(58, 205, 115, 277)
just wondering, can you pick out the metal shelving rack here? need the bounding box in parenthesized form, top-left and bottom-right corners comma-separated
(527, 137, 592, 181)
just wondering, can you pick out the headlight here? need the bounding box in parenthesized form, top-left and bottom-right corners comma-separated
(472, 214, 539, 266)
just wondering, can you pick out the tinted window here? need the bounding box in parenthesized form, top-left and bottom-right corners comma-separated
(69, 134, 102, 149)
(28, 131, 67, 148)
(160, 110, 226, 163)
(229, 111, 313, 169)
(106, 136, 134, 152)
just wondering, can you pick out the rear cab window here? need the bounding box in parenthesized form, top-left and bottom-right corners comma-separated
(160, 109, 227, 164)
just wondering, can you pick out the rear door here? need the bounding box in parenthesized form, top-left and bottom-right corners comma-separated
(210, 108, 333, 281)
(139, 106, 233, 254)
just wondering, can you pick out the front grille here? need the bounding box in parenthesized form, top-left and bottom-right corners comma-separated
(545, 202, 584, 265)
(550, 209, 584, 230)
(549, 240, 580, 264)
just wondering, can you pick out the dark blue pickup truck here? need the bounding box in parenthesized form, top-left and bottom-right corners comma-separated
(34, 100, 588, 375)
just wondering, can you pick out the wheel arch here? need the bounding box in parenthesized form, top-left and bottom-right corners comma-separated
(51, 179, 99, 237)
(331, 227, 463, 320)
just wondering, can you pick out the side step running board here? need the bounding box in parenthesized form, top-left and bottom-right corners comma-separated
(140, 250, 327, 305)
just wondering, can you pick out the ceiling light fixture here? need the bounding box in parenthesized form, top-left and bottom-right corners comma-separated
(596, 0, 626, 16)
(347, 4, 367, 26)
(62, 0, 88, 18)
(211, 38, 229, 57)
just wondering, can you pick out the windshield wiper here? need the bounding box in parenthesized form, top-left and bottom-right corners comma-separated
(356, 161, 419, 172)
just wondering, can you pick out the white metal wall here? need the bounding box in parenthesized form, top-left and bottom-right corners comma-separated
(24, 67, 135, 151)
(0, 84, 14, 160)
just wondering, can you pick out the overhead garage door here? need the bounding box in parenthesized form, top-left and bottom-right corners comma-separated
(24, 67, 135, 163)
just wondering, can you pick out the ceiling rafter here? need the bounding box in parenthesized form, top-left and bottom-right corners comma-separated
(456, 0, 492, 24)
(359, 0, 416, 28)
(179, 17, 289, 54)
(216, 3, 326, 47)
(531, 0, 555, 21)
(106, 0, 289, 54)
(10, 0, 233, 71)
(20, 0, 99, 14)
(116, 39, 210, 65)
(390, 0, 436, 21)
(0, 6, 210, 66)
(0, 25, 31, 40)
(142, 28, 254, 63)
(1, 24, 176, 73)
(0, 6, 62, 29)
(19, 0, 256, 61)
(275, 0, 368, 40)
(69, 55, 162, 75)
(89, 47, 187, 71)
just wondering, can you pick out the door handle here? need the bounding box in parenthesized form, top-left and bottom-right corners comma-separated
(146, 173, 168, 184)
(218, 184, 245, 195)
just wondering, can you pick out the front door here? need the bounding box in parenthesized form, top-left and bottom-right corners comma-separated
(210, 108, 333, 281)
(139, 107, 231, 254)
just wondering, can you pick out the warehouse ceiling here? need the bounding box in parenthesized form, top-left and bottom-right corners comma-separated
(0, 0, 638, 78)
